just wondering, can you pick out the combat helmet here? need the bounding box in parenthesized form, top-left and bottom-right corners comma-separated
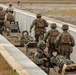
(62, 24, 69, 30)
(36, 14, 42, 18)
(0, 6, 3, 10)
(9, 3, 12, 7)
(37, 40, 46, 49)
(51, 23, 57, 29)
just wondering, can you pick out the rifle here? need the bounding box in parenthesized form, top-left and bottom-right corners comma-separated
(43, 52, 56, 75)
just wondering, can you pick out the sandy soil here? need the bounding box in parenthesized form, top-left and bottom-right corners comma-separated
(12, 3, 76, 25)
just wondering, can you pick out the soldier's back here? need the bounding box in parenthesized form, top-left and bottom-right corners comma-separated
(36, 18, 45, 28)
(0, 10, 5, 20)
(48, 29, 60, 43)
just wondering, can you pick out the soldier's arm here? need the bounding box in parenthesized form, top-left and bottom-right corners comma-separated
(44, 31, 50, 42)
(70, 35, 75, 47)
(30, 20, 36, 30)
(54, 34, 61, 48)
(43, 19, 48, 27)
(34, 52, 44, 65)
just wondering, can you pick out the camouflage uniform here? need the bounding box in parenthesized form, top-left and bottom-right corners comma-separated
(5, 11, 15, 30)
(55, 24, 75, 59)
(50, 54, 73, 73)
(44, 23, 60, 57)
(6, 11, 15, 22)
(6, 3, 14, 13)
(20, 30, 34, 46)
(0, 6, 5, 34)
(30, 14, 48, 43)
(34, 41, 49, 74)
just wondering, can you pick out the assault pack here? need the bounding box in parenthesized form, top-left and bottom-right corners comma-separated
(48, 29, 59, 43)
(36, 18, 45, 28)
(60, 32, 71, 44)
(7, 12, 15, 21)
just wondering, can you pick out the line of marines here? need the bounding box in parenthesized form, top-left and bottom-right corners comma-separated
(0, 3, 15, 35)
(29, 14, 75, 74)
(0, 4, 76, 74)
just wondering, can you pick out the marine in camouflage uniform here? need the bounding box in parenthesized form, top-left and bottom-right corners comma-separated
(55, 24, 75, 59)
(6, 3, 14, 13)
(30, 14, 48, 43)
(0, 6, 5, 34)
(50, 51, 74, 73)
(44, 23, 60, 57)
(20, 30, 34, 46)
(34, 41, 49, 74)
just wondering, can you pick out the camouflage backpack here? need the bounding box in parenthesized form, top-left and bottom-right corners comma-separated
(7, 12, 14, 21)
(60, 32, 71, 44)
(36, 18, 45, 28)
(48, 29, 59, 43)
(0, 11, 5, 20)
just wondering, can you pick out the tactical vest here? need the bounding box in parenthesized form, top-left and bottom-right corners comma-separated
(36, 18, 45, 28)
(7, 13, 14, 21)
(48, 29, 59, 43)
(0, 11, 5, 20)
(60, 32, 71, 44)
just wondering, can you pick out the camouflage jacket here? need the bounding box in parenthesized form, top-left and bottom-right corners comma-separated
(55, 32, 75, 48)
(51, 55, 73, 68)
(55, 32, 75, 53)
(21, 35, 34, 43)
(30, 18, 48, 30)
(34, 49, 48, 65)
(44, 29, 60, 43)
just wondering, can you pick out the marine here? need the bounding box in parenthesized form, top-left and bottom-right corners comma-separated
(34, 41, 49, 74)
(20, 30, 34, 46)
(6, 3, 14, 13)
(0, 6, 5, 34)
(55, 24, 75, 59)
(44, 23, 60, 57)
(30, 14, 48, 43)
(50, 51, 74, 74)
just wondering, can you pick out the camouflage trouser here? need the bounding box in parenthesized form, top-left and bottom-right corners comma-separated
(35, 33, 44, 43)
(35, 27, 46, 43)
(0, 26, 4, 35)
(35, 34, 39, 43)
(59, 44, 71, 59)
(0, 28, 3, 34)
(60, 50, 70, 59)
(0, 21, 4, 34)
(48, 43, 55, 57)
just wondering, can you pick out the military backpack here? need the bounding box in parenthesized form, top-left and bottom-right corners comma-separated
(7, 13, 14, 21)
(48, 29, 59, 43)
(60, 32, 71, 44)
(36, 18, 45, 28)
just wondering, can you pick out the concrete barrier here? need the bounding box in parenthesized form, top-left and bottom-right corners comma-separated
(0, 34, 47, 75)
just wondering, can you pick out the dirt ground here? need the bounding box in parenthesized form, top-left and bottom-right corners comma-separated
(11, 3, 76, 25)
